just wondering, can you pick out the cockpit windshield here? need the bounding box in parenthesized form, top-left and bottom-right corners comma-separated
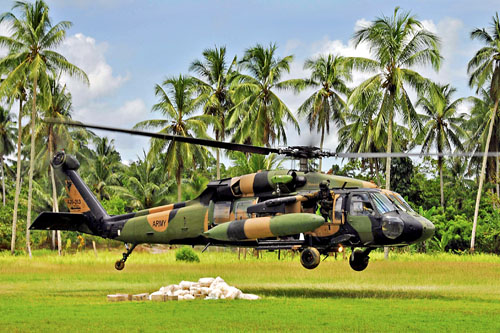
(394, 193, 415, 213)
(389, 195, 406, 211)
(370, 192, 397, 214)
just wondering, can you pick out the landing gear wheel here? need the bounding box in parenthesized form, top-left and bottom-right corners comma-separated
(349, 249, 369, 271)
(114, 243, 137, 270)
(300, 247, 321, 269)
(115, 260, 125, 270)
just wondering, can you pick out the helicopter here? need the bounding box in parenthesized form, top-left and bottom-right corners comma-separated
(30, 120, 436, 272)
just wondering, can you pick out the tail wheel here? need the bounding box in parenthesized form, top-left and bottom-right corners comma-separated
(115, 260, 125, 270)
(349, 249, 369, 271)
(300, 247, 321, 269)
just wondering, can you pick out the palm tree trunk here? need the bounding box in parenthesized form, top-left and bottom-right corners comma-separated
(439, 157, 444, 207)
(497, 156, 499, 199)
(384, 97, 394, 260)
(48, 129, 61, 255)
(216, 131, 220, 179)
(374, 159, 382, 187)
(385, 109, 393, 190)
(176, 167, 182, 202)
(11, 98, 23, 255)
(319, 125, 325, 172)
(369, 158, 374, 180)
(471, 97, 499, 252)
(26, 78, 38, 258)
(1, 156, 5, 206)
(216, 148, 220, 179)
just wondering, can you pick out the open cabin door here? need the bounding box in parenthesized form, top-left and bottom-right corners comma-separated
(308, 193, 345, 237)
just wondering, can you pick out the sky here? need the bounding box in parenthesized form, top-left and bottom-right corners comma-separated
(0, 0, 497, 169)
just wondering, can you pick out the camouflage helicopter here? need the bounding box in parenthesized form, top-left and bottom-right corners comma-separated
(30, 121, 436, 272)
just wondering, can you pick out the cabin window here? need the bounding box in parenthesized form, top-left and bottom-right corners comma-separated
(231, 180, 242, 196)
(214, 201, 232, 219)
(234, 200, 255, 219)
(334, 196, 343, 221)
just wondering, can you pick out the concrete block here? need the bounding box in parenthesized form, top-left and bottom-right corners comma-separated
(132, 293, 149, 301)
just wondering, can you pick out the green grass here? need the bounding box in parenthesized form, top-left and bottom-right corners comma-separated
(1, 249, 499, 332)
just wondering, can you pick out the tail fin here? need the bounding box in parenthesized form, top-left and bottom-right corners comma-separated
(52, 151, 109, 222)
(31, 151, 109, 235)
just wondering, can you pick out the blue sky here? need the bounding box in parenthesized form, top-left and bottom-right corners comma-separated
(1, 0, 498, 167)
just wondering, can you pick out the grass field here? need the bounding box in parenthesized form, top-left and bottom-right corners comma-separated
(1, 249, 499, 332)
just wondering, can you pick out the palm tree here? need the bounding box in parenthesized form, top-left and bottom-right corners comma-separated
(466, 88, 499, 190)
(83, 137, 123, 201)
(183, 174, 210, 201)
(350, 7, 441, 190)
(298, 54, 351, 171)
(122, 151, 173, 210)
(228, 151, 283, 177)
(0, 106, 16, 206)
(337, 89, 387, 185)
(417, 83, 466, 207)
(0, 0, 88, 256)
(229, 43, 301, 146)
(445, 157, 475, 211)
(229, 151, 284, 177)
(30, 73, 76, 254)
(190, 46, 236, 179)
(135, 75, 212, 201)
(0, 34, 27, 255)
(468, 12, 500, 252)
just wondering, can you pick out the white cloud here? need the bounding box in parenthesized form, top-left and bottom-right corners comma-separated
(309, 20, 375, 88)
(277, 18, 375, 134)
(53, 33, 148, 161)
(311, 36, 371, 59)
(354, 18, 371, 31)
(284, 39, 303, 54)
(59, 33, 129, 107)
(74, 98, 147, 127)
(418, 18, 466, 85)
(0, 21, 12, 57)
(73, 98, 151, 162)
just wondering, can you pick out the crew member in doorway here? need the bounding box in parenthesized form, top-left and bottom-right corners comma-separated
(304, 180, 334, 222)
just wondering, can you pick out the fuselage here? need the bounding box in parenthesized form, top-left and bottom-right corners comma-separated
(111, 170, 434, 249)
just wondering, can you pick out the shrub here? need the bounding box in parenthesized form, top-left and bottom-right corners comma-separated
(175, 247, 200, 262)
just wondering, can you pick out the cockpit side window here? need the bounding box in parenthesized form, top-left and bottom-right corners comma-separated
(350, 194, 374, 216)
(389, 194, 406, 211)
(370, 193, 396, 214)
(395, 193, 415, 213)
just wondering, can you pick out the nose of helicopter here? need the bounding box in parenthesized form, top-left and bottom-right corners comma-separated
(419, 218, 435, 242)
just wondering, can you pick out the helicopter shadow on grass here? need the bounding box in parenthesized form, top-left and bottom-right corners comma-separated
(244, 287, 478, 302)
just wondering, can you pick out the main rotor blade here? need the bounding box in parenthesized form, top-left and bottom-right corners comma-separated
(45, 119, 280, 156)
(335, 152, 500, 158)
(47, 119, 500, 159)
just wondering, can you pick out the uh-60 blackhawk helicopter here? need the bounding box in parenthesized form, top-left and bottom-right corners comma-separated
(30, 120, 436, 272)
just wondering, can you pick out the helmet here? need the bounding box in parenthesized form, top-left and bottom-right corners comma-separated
(319, 180, 330, 190)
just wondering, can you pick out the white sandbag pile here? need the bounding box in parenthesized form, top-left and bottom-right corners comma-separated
(107, 277, 259, 302)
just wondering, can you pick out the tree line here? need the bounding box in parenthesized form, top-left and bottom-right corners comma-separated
(0, 2, 499, 255)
